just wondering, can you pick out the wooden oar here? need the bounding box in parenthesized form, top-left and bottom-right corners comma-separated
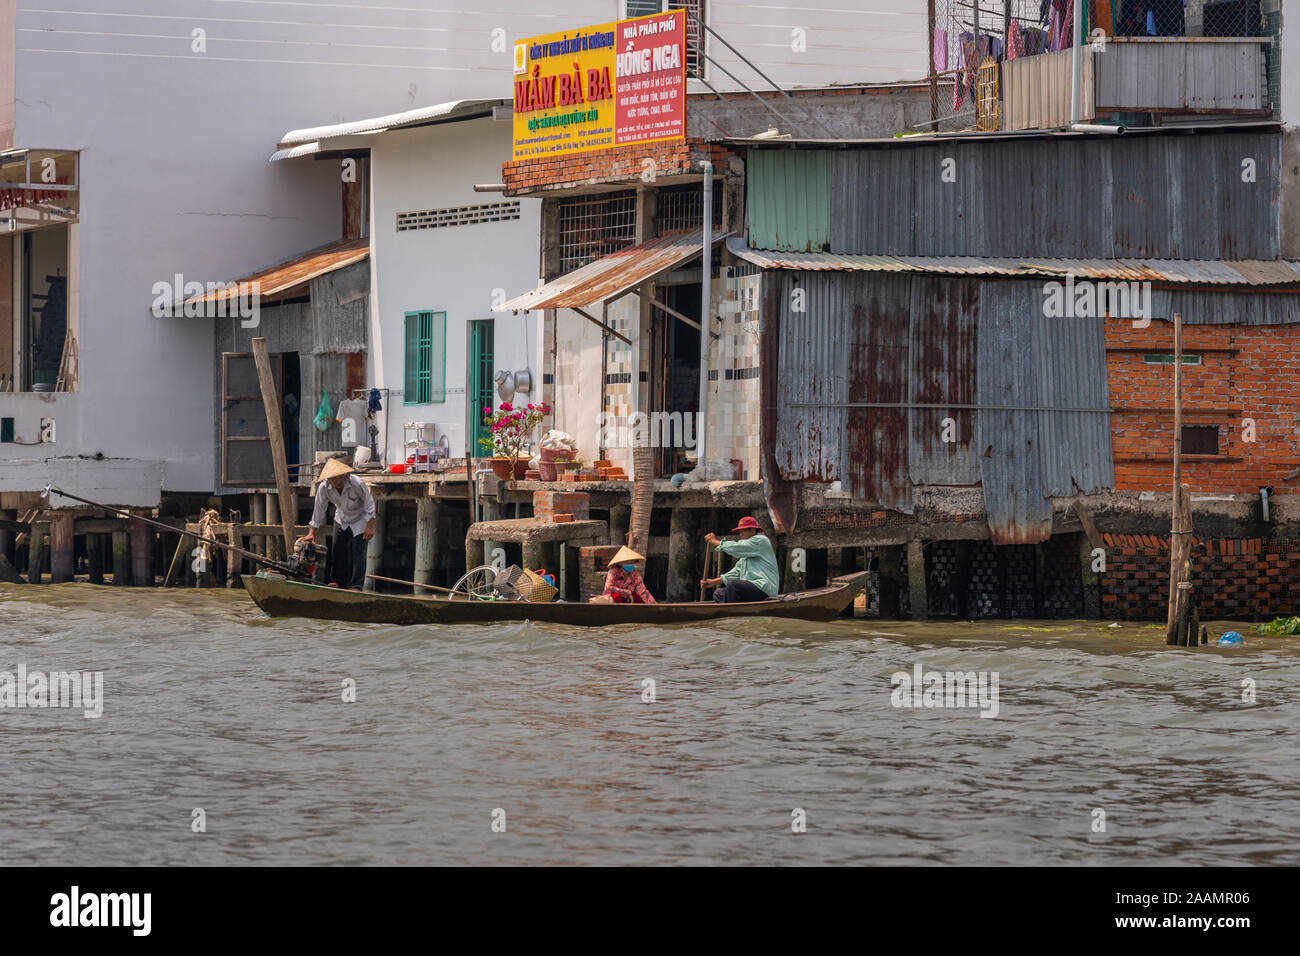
(365, 572, 458, 595)
(699, 540, 713, 601)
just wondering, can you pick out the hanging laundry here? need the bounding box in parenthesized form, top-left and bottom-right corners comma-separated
(367, 387, 383, 415)
(1008, 20, 1025, 60)
(933, 27, 948, 71)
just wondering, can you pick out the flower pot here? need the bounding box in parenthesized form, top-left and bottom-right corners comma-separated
(489, 457, 525, 481)
(538, 460, 558, 482)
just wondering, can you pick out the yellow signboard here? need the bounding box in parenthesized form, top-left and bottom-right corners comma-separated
(512, 10, 686, 162)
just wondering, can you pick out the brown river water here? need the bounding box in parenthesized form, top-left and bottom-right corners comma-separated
(1, 582, 1297, 866)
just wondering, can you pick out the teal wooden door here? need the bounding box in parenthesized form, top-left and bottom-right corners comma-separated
(469, 320, 495, 454)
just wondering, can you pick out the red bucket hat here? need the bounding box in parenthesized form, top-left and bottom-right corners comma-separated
(731, 516, 761, 533)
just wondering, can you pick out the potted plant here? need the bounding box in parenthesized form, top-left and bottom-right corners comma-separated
(479, 401, 550, 480)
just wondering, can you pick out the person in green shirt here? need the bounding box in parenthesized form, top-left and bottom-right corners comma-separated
(702, 516, 780, 603)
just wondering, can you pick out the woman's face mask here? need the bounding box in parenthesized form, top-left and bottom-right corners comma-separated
(622, 564, 636, 573)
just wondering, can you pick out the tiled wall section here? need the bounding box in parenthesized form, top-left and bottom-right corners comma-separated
(708, 268, 762, 479)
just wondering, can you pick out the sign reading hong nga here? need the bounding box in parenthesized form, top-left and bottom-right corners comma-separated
(511, 9, 686, 162)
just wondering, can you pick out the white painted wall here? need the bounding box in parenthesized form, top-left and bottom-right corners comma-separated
(1, 0, 925, 504)
(367, 118, 542, 462)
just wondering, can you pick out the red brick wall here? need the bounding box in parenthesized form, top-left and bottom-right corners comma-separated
(1099, 533, 1300, 620)
(579, 545, 621, 600)
(532, 490, 590, 521)
(1106, 317, 1300, 493)
(503, 140, 736, 194)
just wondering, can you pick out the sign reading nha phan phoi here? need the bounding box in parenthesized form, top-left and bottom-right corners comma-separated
(512, 9, 686, 162)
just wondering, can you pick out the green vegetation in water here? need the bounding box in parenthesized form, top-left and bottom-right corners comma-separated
(1258, 616, 1300, 635)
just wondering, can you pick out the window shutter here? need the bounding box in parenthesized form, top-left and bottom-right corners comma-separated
(404, 312, 418, 403)
(430, 311, 446, 403)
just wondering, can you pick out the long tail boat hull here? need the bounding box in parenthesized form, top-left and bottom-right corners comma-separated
(241, 571, 870, 627)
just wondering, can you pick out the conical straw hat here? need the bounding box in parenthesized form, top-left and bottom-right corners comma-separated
(320, 458, 355, 480)
(608, 546, 645, 567)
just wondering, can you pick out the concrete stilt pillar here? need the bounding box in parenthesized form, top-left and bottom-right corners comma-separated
(877, 546, 905, 618)
(906, 539, 929, 620)
(87, 533, 104, 585)
(825, 546, 844, 583)
(112, 529, 130, 585)
(608, 504, 631, 547)
(266, 493, 281, 561)
(251, 494, 266, 557)
(0, 508, 15, 563)
(131, 512, 154, 586)
(363, 501, 386, 591)
(415, 498, 440, 588)
(465, 536, 485, 573)
(667, 506, 702, 602)
(522, 538, 545, 572)
(784, 544, 807, 593)
(49, 510, 75, 582)
(28, 529, 46, 584)
(1079, 533, 1101, 619)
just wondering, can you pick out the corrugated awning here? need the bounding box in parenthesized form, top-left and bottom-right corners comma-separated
(183, 237, 369, 306)
(726, 237, 1300, 286)
(498, 230, 731, 313)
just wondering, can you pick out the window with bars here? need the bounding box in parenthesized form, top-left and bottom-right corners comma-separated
(404, 311, 446, 405)
(623, 0, 705, 79)
(655, 182, 723, 235)
(557, 191, 638, 274)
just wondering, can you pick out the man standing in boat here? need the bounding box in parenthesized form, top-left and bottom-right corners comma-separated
(297, 458, 376, 591)
(702, 516, 779, 603)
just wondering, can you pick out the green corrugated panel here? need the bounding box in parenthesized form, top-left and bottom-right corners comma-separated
(747, 150, 831, 253)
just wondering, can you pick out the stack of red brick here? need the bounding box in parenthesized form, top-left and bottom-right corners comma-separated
(532, 490, 589, 524)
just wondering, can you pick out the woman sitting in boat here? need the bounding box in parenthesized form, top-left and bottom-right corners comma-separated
(602, 547, 655, 604)
(702, 517, 779, 603)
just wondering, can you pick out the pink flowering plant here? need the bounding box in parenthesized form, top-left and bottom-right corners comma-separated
(478, 401, 550, 466)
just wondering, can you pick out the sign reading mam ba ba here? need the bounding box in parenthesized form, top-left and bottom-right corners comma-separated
(512, 9, 686, 162)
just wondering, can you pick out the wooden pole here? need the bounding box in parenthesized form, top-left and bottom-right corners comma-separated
(699, 541, 714, 601)
(251, 338, 297, 557)
(49, 510, 75, 582)
(112, 529, 130, 585)
(164, 533, 192, 587)
(130, 511, 154, 586)
(28, 529, 46, 584)
(87, 533, 104, 585)
(1166, 311, 1190, 645)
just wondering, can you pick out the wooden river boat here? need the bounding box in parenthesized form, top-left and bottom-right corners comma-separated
(242, 570, 870, 627)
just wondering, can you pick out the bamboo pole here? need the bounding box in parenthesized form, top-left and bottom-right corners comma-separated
(699, 540, 714, 601)
(251, 338, 297, 557)
(1166, 311, 1192, 645)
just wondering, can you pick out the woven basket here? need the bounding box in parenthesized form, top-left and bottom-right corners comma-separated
(517, 568, 558, 603)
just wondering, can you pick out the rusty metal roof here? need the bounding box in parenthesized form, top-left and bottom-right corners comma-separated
(498, 230, 731, 312)
(727, 238, 1300, 286)
(184, 238, 369, 305)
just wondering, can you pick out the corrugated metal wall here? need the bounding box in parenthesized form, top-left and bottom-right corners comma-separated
(1151, 288, 1300, 325)
(746, 149, 831, 253)
(212, 261, 369, 491)
(1003, 47, 1095, 131)
(1097, 40, 1266, 113)
(767, 272, 1114, 543)
(751, 131, 1279, 260)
